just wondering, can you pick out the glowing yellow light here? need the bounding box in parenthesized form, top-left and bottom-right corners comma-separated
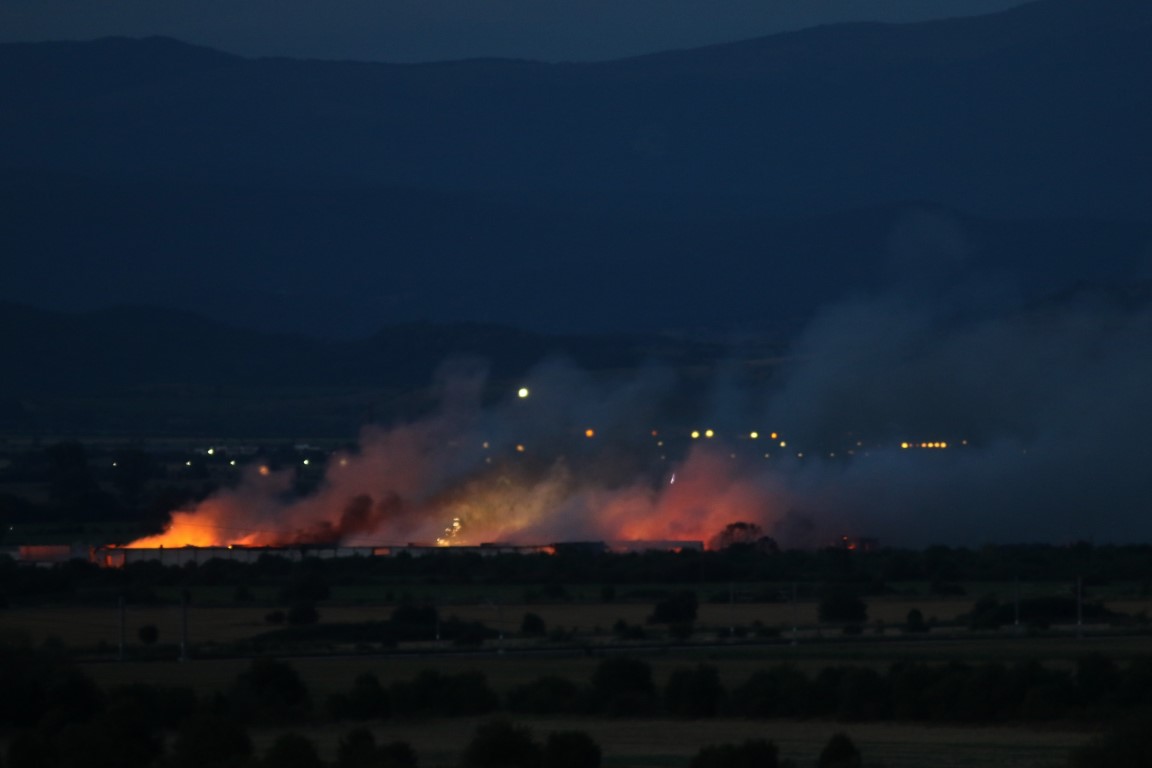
(779, 441, 787, 448)
(585, 428, 595, 438)
(517, 387, 530, 398)
(750, 431, 759, 439)
(941, 442, 948, 449)
(230, 460, 236, 466)
(482, 441, 490, 449)
(185, 461, 192, 467)
(705, 429, 715, 438)
(302, 459, 309, 465)
(259, 465, 270, 476)
(516, 444, 525, 453)
(901, 442, 910, 449)
(770, 432, 778, 440)
(207, 448, 215, 455)
(691, 430, 701, 439)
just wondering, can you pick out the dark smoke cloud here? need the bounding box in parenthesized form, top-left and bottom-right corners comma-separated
(141, 211, 1152, 549)
(757, 210, 1152, 546)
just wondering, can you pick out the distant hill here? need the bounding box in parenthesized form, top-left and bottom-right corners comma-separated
(1, 0, 1150, 336)
(0, 303, 732, 436)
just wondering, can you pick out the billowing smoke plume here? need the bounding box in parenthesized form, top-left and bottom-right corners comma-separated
(132, 211, 1152, 548)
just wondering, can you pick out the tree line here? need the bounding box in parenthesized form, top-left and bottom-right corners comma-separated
(6, 641, 1152, 768)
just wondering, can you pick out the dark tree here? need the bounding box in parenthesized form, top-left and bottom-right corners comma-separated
(230, 657, 311, 723)
(591, 657, 656, 716)
(262, 733, 324, 768)
(542, 731, 600, 768)
(286, 602, 320, 626)
(336, 729, 416, 768)
(168, 711, 253, 768)
(137, 624, 159, 645)
(520, 612, 547, 637)
(817, 733, 861, 768)
(904, 609, 929, 633)
(665, 665, 725, 718)
(328, 672, 390, 720)
(460, 719, 541, 768)
(390, 670, 499, 718)
(507, 676, 586, 715)
(688, 739, 778, 768)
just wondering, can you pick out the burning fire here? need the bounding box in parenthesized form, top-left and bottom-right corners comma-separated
(123, 441, 780, 551)
(122, 375, 784, 551)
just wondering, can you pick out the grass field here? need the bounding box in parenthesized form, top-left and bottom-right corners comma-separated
(243, 717, 1085, 768)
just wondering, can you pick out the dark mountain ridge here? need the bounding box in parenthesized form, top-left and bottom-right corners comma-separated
(1, 0, 1150, 337)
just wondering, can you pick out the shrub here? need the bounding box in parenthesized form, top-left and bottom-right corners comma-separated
(665, 665, 724, 718)
(460, 719, 540, 768)
(689, 739, 778, 768)
(167, 711, 253, 768)
(263, 733, 324, 768)
(817, 733, 861, 768)
(591, 657, 656, 716)
(390, 670, 499, 717)
(328, 672, 390, 720)
(520, 612, 547, 637)
(507, 676, 587, 715)
(542, 731, 600, 768)
(230, 657, 311, 723)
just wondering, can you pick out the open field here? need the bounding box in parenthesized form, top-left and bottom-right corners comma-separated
(244, 717, 1086, 768)
(2, 595, 1131, 768)
(5, 595, 1152, 677)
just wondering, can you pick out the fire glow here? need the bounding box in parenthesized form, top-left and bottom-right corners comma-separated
(124, 444, 780, 550)
(123, 380, 783, 551)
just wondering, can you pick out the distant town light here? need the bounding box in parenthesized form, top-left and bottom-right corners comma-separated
(691, 430, 701, 439)
(207, 448, 215, 455)
(516, 444, 525, 453)
(517, 387, 530, 398)
(705, 429, 715, 438)
(302, 459, 310, 465)
(585, 428, 595, 438)
(750, 431, 759, 439)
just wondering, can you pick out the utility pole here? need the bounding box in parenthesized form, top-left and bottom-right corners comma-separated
(179, 589, 190, 662)
(791, 582, 799, 646)
(118, 595, 126, 661)
(1076, 576, 1083, 638)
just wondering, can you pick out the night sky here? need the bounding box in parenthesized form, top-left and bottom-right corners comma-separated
(1, 0, 1029, 62)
